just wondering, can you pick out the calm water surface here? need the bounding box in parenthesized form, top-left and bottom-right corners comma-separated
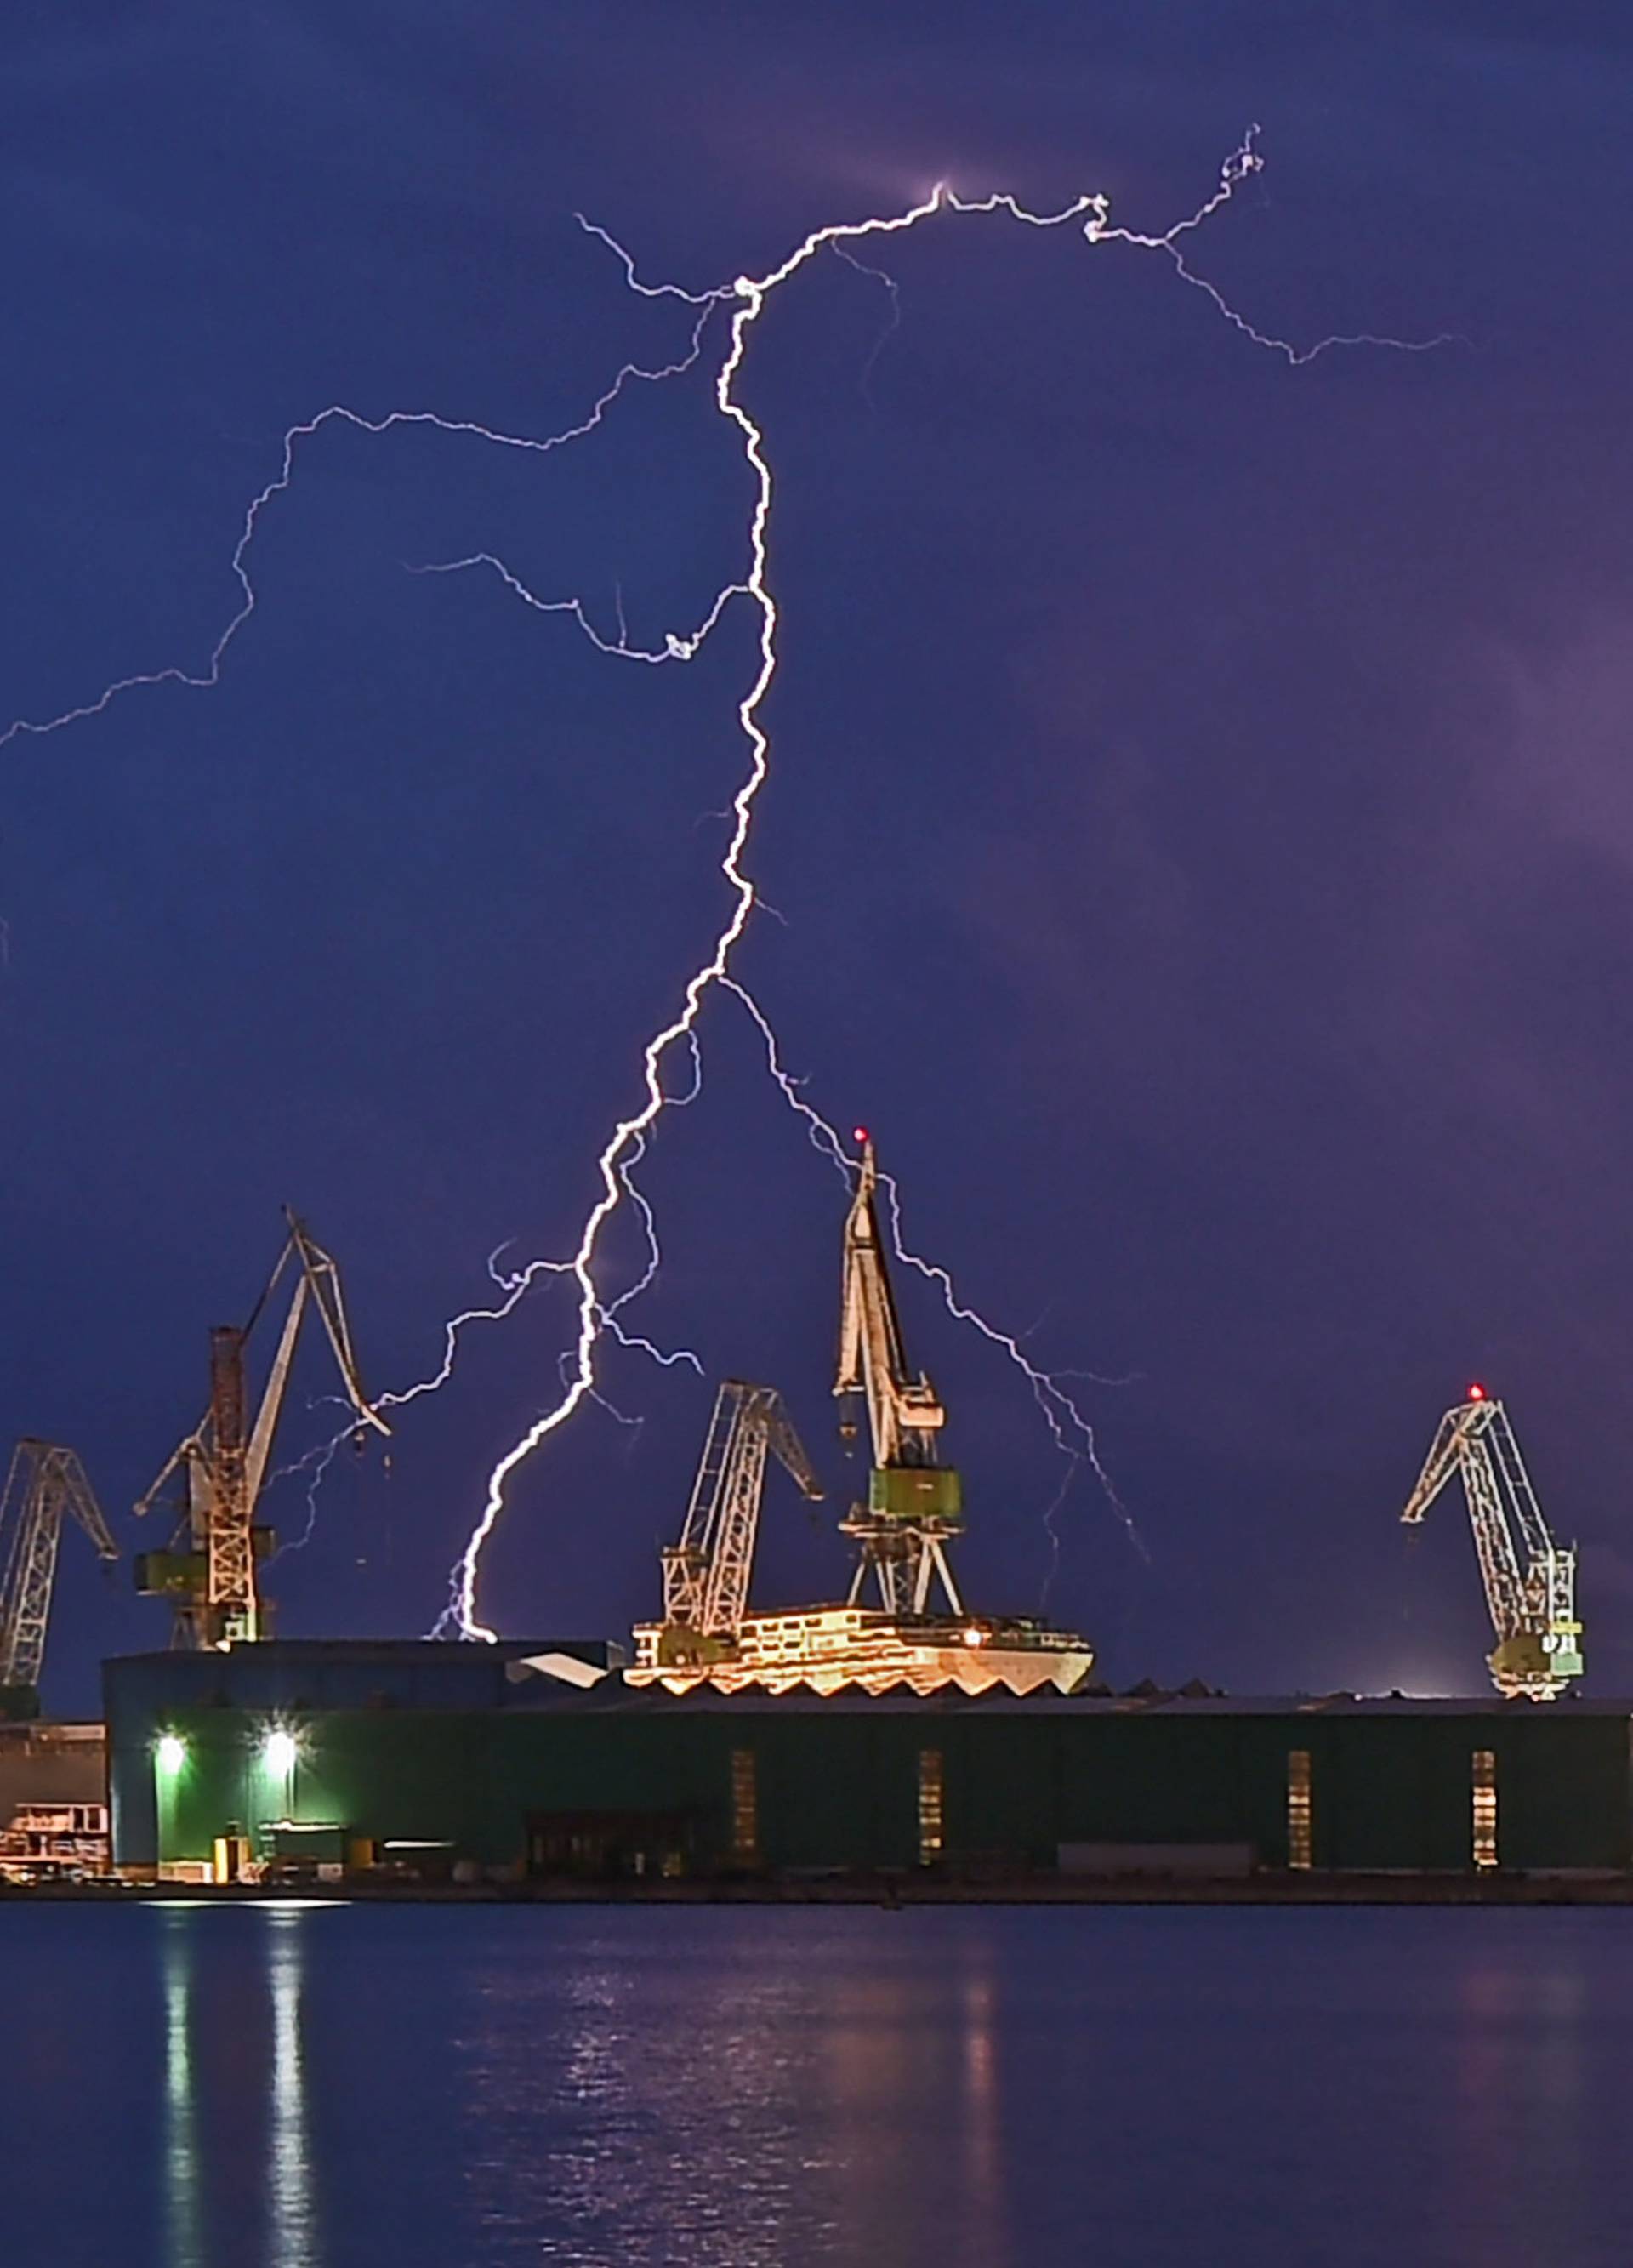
(1, 1900, 1628, 2266)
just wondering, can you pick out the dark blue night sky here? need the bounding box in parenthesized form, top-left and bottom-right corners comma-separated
(4, 3, 1632, 1711)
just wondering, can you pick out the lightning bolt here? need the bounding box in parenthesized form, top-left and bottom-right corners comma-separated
(267, 1033, 708, 1608)
(1087, 139, 1461, 366)
(1, 130, 1452, 1638)
(446, 130, 1454, 1638)
(0, 314, 720, 750)
(265, 1427, 349, 1562)
(829, 243, 903, 411)
(406, 552, 748, 665)
(379, 1254, 575, 1414)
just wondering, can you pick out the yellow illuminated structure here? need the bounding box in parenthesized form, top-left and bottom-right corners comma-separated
(1286, 1749, 1312, 1869)
(1471, 1748, 1498, 1868)
(630, 1136, 1095, 1697)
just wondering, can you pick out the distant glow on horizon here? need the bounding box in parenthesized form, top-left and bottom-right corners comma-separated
(1357, 1660, 1468, 1700)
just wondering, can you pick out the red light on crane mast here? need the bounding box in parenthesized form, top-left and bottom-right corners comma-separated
(853, 1125, 870, 1145)
(1467, 1382, 1488, 1402)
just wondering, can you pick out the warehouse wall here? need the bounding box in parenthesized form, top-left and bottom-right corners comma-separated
(103, 1643, 619, 1868)
(102, 1655, 1633, 1877)
(0, 1724, 105, 1825)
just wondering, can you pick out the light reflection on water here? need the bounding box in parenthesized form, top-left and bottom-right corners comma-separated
(162, 1911, 203, 2268)
(9, 1906, 1633, 2266)
(266, 1910, 319, 2268)
(456, 1923, 1013, 2268)
(159, 1903, 321, 2268)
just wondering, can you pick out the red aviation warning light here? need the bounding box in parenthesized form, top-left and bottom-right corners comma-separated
(853, 1125, 870, 1146)
(1467, 1382, 1488, 1402)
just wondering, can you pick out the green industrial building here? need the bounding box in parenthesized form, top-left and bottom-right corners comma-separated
(103, 1642, 1633, 1883)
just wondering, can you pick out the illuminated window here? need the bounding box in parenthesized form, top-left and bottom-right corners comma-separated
(1472, 1749, 1498, 1870)
(917, 1747, 945, 1866)
(731, 1748, 758, 1861)
(1287, 1749, 1312, 1870)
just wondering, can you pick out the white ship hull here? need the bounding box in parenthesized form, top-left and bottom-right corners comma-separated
(629, 1604, 1094, 1698)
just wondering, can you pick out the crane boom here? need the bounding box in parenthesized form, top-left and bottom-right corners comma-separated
(134, 1211, 389, 1649)
(0, 1442, 118, 1696)
(834, 1135, 964, 1616)
(1401, 1389, 1583, 1701)
(835, 1136, 947, 1468)
(659, 1382, 822, 1651)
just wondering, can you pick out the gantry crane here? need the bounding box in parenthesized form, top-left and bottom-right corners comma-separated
(638, 1381, 823, 1670)
(0, 1442, 118, 1702)
(834, 1132, 965, 1616)
(134, 1211, 389, 1649)
(1400, 1386, 1584, 1701)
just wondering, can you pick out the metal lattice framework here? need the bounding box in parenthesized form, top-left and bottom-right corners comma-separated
(136, 1211, 390, 1649)
(835, 1137, 947, 1470)
(0, 1442, 118, 1691)
(1401, 1393, 1584, 1701)
(663, 1382, 822, 1637)
(834, 1137, 964, 1616)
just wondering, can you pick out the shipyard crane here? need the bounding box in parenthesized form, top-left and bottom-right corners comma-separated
(1400, 1386, 1584, 1702)
(134, 1211, 390, 1650)
(0, 1442, 118, 1701)
(648, 1381, 824, 1668)
(834, 1132, 965, 1616)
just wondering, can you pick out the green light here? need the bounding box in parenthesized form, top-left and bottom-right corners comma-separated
(263, 1729, 299, 1774)
(156, 1733, 187, 1773)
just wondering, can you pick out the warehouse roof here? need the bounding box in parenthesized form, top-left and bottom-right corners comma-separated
(504, 1676, 1633, 1718)
(105, 1642, 1633, 1719)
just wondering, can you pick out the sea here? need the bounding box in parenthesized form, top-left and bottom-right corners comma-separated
(1, 1900, 1625, 2266)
